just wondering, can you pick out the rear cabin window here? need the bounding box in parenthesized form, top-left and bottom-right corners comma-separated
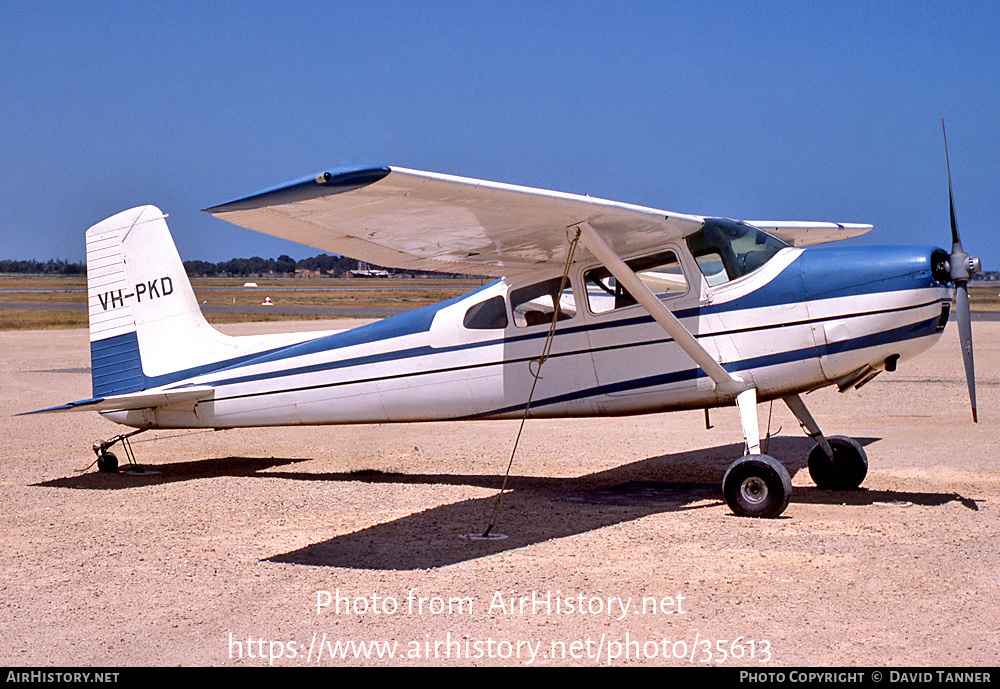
(509, 277, 576, 328)
(584, 250, 687, 314)
(463, 295, 508, 330)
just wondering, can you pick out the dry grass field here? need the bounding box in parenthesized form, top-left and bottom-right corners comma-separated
(0, 276, 484, 329)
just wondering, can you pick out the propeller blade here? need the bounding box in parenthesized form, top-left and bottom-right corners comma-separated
(942, 120, 979, 422)
(942, 120, 963, 254)
(955, 282, 978, 423)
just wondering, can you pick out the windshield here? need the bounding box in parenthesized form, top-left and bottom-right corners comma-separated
(685, 218, 788, 286)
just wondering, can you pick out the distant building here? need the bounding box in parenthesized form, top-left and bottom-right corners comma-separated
(348, 261, 390, 278)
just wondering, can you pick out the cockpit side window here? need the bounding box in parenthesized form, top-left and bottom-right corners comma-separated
(584, 250, 686, 314)
(509, 277, 576, 328)
(686, 219, 788, 285)
(463, 295, 508, 330)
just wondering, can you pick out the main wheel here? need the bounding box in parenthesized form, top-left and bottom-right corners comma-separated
(97, 451, 119, 473)
(808, 436, 867, 490)
(722, 454, 792, 518)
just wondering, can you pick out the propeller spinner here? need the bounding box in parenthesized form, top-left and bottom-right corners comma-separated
(942, 120, 982, 422)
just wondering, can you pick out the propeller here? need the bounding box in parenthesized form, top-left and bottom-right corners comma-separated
(942, 120, 982, 422)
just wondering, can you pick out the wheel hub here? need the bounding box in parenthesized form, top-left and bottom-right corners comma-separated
(740, 476, 768, 505)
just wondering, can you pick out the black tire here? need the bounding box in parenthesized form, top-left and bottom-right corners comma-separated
(97, 451, 119, 473)
(808, 436, 867, 490)
(722, 454, 792, 518)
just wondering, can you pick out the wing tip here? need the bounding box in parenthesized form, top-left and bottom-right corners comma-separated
(204, 165, 392, 214)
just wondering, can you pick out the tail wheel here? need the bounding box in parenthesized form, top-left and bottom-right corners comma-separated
(722, 454, 792, 518)
(97, 452, 119, 473)
(807, 436, 867, 490)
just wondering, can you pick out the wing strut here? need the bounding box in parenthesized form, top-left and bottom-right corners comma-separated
(577, 223, 762, 455)
(577, 222, 745, 394)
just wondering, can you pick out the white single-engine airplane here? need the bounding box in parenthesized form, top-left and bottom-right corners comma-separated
(28, 135, 980, 519)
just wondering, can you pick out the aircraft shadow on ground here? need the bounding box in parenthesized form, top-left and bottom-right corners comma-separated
(35, 456, 315, 489)
(36, 435, 980, 570)
(262, 435, 977, 570)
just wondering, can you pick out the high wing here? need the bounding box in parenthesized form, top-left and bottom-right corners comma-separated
(748, 221, 872, 247)
(205, 166, 707, 277)
(205, 166, 873, 276)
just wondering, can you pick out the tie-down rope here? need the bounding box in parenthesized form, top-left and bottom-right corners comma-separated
(481, 228, 582, 537)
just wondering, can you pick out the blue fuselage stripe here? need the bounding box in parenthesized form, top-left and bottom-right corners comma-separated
(461, 314, 942, 418)
(195, 244, 943, 387)
(200, 296, 943, 393)
(202, 302, 942, 418)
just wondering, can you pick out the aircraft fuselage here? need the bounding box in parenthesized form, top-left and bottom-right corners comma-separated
(103, 243, 951, 430)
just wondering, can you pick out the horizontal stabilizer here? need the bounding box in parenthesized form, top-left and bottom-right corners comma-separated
(21, 385, 214, 415)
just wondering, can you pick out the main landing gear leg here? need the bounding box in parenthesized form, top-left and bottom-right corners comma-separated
(783, 394, 867, 490)
(92, 429, 147, 474)
(722, 388, 792, 518)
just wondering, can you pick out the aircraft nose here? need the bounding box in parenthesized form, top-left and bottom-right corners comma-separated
(798, 244, 953, 390)
(800, 245, 949, 302)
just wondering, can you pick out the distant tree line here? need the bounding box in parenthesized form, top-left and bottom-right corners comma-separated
(0, 255, 362, 277)
(0, 259, 85, 275)
(182, 254, 471, 278)
(183, 254, 372, 278)
(2, 254, 470, 279)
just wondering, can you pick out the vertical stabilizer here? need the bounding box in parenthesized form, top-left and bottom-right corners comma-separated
(86, 206, 239, 397)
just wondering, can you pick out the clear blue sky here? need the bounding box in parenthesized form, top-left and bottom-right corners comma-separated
(2, 2, 997, 269)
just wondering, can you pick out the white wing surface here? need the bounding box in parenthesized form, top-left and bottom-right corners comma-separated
(205, 166, 706, 278)
(205, 166, 873, 275)
(747, 221, 873, 247)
